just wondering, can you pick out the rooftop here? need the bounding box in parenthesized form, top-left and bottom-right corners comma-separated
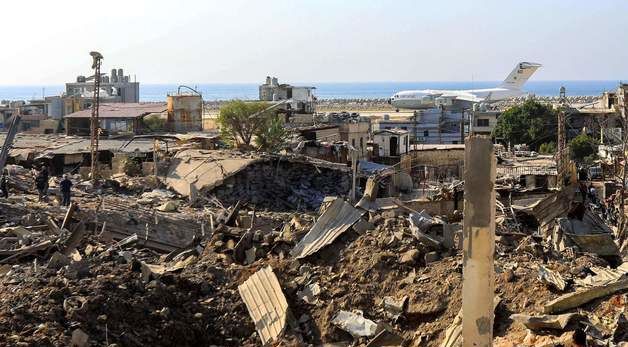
(374, 128, 409, 136)
(64, 103, 166, 119)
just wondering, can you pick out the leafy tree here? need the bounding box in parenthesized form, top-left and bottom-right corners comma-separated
(570, 134, 597, 162)
(539, 142, 556, 154)
(492, 100, 558, 150)
(142, 115, 166, 132)
(255, 115, 289, 152)
(218, 100, 274, 147)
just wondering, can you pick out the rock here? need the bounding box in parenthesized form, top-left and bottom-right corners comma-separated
(71, 328, 89, 347)
(424, 251, 439, 264)
(503, 269, 515, 283)
(352, 218, 375, 234)
(157, 200, 179, 212)
(47, 252, 71, 270)
(400, 249, 420, 264)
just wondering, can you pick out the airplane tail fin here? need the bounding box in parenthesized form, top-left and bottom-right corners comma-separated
(499, 62, 542, 89)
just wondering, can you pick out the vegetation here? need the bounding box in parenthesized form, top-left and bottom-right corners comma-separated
(143, 115, 166, 132)
(570, 133, 597, 162)
(492, 100, 558, 150)
(539, 142, 556, 154)
(254, 114, 289, 152)
(217, 100, 278, 148)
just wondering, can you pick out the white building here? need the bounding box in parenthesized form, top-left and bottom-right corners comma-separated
(259, 76, 316, 113)
(373, 128, 410, 157)
(375, 108, 467, 144)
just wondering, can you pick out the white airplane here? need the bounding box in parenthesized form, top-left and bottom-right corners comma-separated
(388, 62, 542, 110)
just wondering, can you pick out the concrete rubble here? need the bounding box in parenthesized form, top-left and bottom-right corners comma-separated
(0, 140, 625, 347)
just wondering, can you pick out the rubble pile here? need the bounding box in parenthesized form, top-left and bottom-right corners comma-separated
(0, 156, 626, 346)
(210, 161, 351, 211)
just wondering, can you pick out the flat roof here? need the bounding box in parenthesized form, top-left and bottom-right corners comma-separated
(411, 144, 465, 151)
(374, 128, 409, 135)
(64, 103, 166, 119)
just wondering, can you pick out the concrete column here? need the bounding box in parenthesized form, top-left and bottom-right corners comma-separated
(462, 136, 495, 347)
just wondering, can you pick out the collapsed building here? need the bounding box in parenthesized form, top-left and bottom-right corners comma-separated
(0, 119, 626, 347)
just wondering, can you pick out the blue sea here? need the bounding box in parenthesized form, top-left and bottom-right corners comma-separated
(0, 80, 624, 102)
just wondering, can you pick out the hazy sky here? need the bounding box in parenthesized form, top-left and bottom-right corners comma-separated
(2, 0, 627, 84)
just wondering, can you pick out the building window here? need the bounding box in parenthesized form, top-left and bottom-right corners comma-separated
(401, 126, 407, 130)
(476, 119, 489, 127)
(352, 138, 355, 147)
(423, 130, 429, 137)
(360, 137, 364, 149)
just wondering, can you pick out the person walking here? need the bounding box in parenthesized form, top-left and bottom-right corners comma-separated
(0, 169, 8, 199)
(59, 174, 73, 207)
(35, 166, 49, 201)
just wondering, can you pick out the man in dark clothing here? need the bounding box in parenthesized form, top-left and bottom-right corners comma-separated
(0, 169, 8, 199)
(35, 167, 49, 201)
(60, 174, 73, 207)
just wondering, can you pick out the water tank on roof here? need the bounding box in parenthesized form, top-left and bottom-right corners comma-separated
(77, 75, 86, 83)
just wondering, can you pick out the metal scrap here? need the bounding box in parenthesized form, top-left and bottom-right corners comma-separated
(238, 266, 293, 345)
(291, 197, 364, 259)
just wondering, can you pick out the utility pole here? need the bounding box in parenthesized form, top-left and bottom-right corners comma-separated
(557, 86, 567, 187)
(89, 51, 103, 181)
(620, 84, 628, 242)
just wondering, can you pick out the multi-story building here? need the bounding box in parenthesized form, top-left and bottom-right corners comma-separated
(375, 108, 467, 144)
(65, 67, 139, 104)
(470, 110, 500, 136)
(259, 76, 316, 113)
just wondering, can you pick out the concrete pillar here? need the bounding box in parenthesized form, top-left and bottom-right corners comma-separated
(462, 136, 495, 347)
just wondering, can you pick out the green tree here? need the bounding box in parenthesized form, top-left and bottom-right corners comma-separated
(492, 99, 558, 150)
(570, 134, 597, 162)
(255, 115, 289, 152)
(217, 100, 274, 147)
(142, 114, 166, 132)
(539, 142, 556, 154)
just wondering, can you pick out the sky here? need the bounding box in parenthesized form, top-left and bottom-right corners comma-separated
(1, 0, 627, 84)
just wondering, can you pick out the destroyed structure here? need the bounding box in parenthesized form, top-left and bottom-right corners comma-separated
(0, 78, 627, 347)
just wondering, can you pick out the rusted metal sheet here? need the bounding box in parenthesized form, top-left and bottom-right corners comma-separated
(238, 266, 291, 345)
(291, 197, 364, 259)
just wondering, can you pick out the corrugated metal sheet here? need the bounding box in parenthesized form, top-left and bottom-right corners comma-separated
(238, 266, 291, 345)
(291, 197, 364, 259)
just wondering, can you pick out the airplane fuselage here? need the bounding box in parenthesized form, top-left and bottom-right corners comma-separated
(389, 87, 525, 110)
(389, 62, 541, 110)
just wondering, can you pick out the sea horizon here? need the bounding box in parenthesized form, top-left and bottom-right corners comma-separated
(0, 80, 625, 102)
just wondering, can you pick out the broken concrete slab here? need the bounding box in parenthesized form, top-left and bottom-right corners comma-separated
(510, 313, 580, 330)
(296, 282, 321, 304)
(291, 197, 364, 259)
(538, 265, 567, 291)
(575, 262, 628, 288)
(544, 278, 628, 314)
(238, 266, 293, 345)
(331, 310, 378, 337)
